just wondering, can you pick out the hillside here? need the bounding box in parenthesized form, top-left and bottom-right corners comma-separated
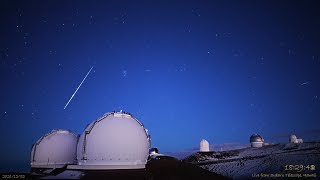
(183, 142, 320, 179)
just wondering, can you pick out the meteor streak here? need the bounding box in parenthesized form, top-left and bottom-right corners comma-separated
(64, 66, 94, 109)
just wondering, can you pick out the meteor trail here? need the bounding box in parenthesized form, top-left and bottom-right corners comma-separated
(64, 66, 94, 109)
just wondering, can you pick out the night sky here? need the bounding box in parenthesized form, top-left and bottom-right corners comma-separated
(1, 0, 320, 172)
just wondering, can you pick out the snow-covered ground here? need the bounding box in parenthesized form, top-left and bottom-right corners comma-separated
(183, 142, 320, 179)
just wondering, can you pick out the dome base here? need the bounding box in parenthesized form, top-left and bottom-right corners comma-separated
(251, 142, 263, 148)
(68, 164, 145, 170)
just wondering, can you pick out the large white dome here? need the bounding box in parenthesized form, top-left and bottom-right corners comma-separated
(30, 129, 78, 168)
(76, 112, 150, 169)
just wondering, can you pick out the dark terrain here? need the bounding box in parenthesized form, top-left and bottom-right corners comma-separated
(1, 156, 228, 180)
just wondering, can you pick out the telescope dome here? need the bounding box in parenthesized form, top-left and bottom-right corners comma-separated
(290, 134, 298, 143)
(250, 134, 264, 148)
(77, 112, 150, 169)
(30, 129, 78, 168)
(199, 139, 210, 152)
(250, 134, 264, 143)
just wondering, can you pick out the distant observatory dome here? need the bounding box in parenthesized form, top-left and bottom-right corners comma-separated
(149, 147, 159, 155)
(30, 129, 78, 168)
(290, 135, 303, 143)
(290, 134, 298, 143)
(250, 134, 264, 148)
(199, 139, 210, 152)
(77, 112, 150, 169)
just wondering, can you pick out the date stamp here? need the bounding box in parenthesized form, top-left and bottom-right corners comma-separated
(1, 174, 25, 179)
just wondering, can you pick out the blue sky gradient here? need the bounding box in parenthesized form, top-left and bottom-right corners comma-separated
(1, 0, 319, 172)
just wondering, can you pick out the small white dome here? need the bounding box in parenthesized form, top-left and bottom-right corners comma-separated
(250, 134, 264, 148)
(199, 139, 209, 152)
(290, 134, 298, 143)
(31, 129, 78, 168)
(77, 112, 150, 169)
(149, 147, 159, 155)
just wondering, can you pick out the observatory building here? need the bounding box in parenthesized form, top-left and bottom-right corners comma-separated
(149, 147, 165, 159)
(76, 111, 151, 169)
(199, 139, 210, 152)
(250, 134, 264, 148)
(290, 134, 303, 143)
(30, 129, 78, 169)
(30, 111, 151, 176)
(149, 147, 160, 155)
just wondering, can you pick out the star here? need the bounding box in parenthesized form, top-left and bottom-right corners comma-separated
(122, 70, 127, 77)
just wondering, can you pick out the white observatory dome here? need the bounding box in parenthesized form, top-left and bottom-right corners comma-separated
(290, 134, 298, 143)
(199, 139, 210, 152)
(250, 134, 264, 148)
(77, 112, 151, 169)
(31, 129, 78, 168)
